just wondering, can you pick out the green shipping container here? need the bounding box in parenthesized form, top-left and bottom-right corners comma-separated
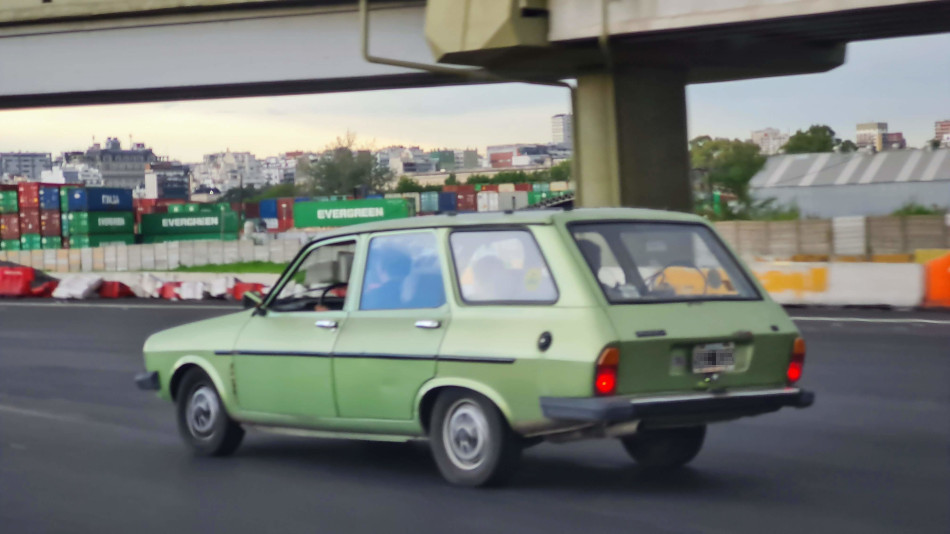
(198, 203, 232, 213)
(61, 213, 69, 237)
(528, 192, 542, 205)
(41, 237, 62, 249)
(0, 191, 18, 213)
(293, 199, 412, 228)
(169, 203, 202, 214)
(60, 187, 77, 212)
(20, 234, 42, 250)
(141, 233, 239, 244)
(1, 239, 20, 251)
(139, 211, 240, 235)
(68, 234, 136, 248)
(65, 212, 135, 235)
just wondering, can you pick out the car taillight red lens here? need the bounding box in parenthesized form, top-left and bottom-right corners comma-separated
(594, 347, 620, 396)
(787, 337, 805, 384)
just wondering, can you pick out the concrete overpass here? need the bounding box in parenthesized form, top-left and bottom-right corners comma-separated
(1, 0, 948, 210)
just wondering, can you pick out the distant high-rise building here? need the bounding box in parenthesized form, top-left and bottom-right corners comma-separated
(856, 122, 888, 151)
(84, 137, 156, 188)
(936, 120, 950, 147)
(552, 114, 573, 146)
(0, 152, 52, 181)
(750, 128, 789, 155)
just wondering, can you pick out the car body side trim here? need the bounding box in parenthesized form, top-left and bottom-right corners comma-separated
(215, 350, 516, 364)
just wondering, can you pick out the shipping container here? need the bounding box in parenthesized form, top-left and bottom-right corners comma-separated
(0, 239, 20, 251)
(141, 233, 239, 244)
(59, 187, 78, 212)
(68, 188, 134, 212)
(498, 191, 529, 211)
(156, 198, 187, 206)
(41, 236, 62, 249)
(438, 192, 458, 213)
(457, 184, 476, 194)
(476, 191, 499, 212)
(549, 181, 570, 192)
(19, 209, 40, 234)
(0, 214, 20, 240)
(497, 183, 516, 193)
(0, 191, 18, 213)
(457, 191, 477, 212)
(60, 213, 69, 237)
(365, 194, 383, 199)
(17, 183, 40, 210)
(140, 211, 240, 235)
(264, 218, 294, 233)
(420, 192, 440, 213)
(259, 197, 294, 220)
(39, 187, 59, 211)
(514, 183, 533, 192)
(20, 234, 42, 250)
(239, 202, 260, 219)
(40, 211, 61, 236)
(480, 184, 500, 192)
(168, 203, 201, 214)
(532, 182, 551, 192)
(65, 212, 135, 235)
(68, 234, 136, 248)
(262, 218, 279, 231)
(197, 203, 232, 214)
(401, 192, 421, 213)
(293, 198, 413, 228)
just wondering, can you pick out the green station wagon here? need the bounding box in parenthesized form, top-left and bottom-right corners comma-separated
(136, 208, 813, 486)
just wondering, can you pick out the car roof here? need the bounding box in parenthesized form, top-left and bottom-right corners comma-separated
(305, 207, 705, 244)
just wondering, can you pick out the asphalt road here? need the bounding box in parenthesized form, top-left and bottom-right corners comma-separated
(0, 301, 947, 534)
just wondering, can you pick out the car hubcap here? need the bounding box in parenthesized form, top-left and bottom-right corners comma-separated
(187, 386, 219, 439)
(443, 401, 489, 471)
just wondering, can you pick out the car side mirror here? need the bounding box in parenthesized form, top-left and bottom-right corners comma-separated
(242, 291, 264, 309)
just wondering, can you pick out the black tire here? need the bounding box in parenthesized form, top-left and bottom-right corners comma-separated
(620, 425, 706, 471)
(429, 390, 522, 487)
(175, 369, 244, 457)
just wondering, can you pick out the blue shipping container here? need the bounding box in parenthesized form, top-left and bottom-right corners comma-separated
(259, 199, 278, 219)
(39, 187, 60, 211)
(68, 188, 133, 212)
(295, 197, 311, 202)
(438, 192, 458, 213)
(365, 194, 383, 199)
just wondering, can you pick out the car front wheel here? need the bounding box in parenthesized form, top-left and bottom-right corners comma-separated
(429, 390, 522, 487)
(620, 425, 706, 471)
(175, 369, 244, 457)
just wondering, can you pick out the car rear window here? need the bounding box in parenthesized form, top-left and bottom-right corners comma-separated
(449, 230, 558, 304)
(571, 222, 759, 303)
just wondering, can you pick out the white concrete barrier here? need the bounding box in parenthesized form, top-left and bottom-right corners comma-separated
(749, 262, 924, 307)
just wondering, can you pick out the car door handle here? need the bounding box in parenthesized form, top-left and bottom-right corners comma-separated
(315, 319, 338, 329)
(415, 320, 441, 330)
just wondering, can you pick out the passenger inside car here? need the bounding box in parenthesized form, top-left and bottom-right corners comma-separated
(361, 246, 413, 310)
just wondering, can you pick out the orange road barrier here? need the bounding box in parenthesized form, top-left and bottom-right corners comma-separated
(924, 252, 950, 308)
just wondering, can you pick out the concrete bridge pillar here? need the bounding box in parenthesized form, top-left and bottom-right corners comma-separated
(574, 67, 692, 212)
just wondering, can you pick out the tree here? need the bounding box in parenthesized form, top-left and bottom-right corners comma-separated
(782, 124, 838, 154)
(250, 183, 297, 202)
(838, 140, 858, 153)
(300, 132, 392, 196)
(550, 160, 571, 182)
(465, 174, 492, 185)
(444, 173, 459, 186)
(689, 136, 766, 209)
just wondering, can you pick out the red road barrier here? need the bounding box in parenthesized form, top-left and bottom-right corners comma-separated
(99, 281, 135, 299)
(232, 282, 264, 301)
(0, 267, 35, 297)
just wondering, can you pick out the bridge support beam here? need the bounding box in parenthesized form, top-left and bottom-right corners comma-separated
(575, 68, 692, 212)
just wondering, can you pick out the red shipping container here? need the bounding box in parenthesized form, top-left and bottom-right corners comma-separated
(442, 185, 459, 193)
(457, 192, 477, 212)
(0, 184, 17, 192)
(17, 183, 40, 209)
(480, 184, 499, 192)
(242, 202, 260, 218)
(19, 209, 40, 234)
(40, 211, 61, 236)
(1, 213, 20, 240)
(156, 198, 186, 206)
(456, 184, 476, 194)
(276, 198, 294, 220)
(514, 183, 533, 192)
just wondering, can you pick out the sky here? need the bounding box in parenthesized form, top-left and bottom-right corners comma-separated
(0, 33, 947, 162)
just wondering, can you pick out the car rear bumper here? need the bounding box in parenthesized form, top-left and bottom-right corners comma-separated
(134, 371, 160, 391)
(540, 387, 814, 423)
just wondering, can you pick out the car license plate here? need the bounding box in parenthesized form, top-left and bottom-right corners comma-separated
(692, 342, 735, 373)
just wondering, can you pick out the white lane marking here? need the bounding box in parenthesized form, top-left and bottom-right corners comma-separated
(791, 316, 950, 325)
(0, 404, 89, 424)
(0, 301, 236, 311)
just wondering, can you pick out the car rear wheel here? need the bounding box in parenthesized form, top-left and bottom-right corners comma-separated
(175, 370, 244, 457)
(620, 425, 706, 471)
(429, 390, 522, 487)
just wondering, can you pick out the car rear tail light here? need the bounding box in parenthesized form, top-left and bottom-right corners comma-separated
(787, 337, 806, 384)
(594, 347, 620, 396)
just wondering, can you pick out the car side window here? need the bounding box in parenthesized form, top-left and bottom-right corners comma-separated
(360, 232, 446, 311)
(269, 240, 356, 312)
(449, 230, 558, 304)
